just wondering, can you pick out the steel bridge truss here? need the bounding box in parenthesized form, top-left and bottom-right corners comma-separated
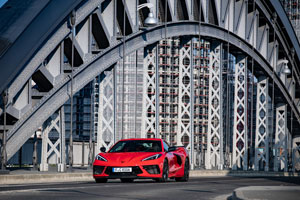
(274, 104, 288, 172)
(232, 56, 248, 170)
(178, 38, 193, 159)
(40, 107, 66, 172)
(97, 69, 115, 152)
(0, 0, 300, 172)
(254, 77, 270, 171)
(207, 42, 223, 170)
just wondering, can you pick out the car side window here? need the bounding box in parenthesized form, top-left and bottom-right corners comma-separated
(163, 141, 169, 152)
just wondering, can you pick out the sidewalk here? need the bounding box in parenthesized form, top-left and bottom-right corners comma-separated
(0, 168, 299, 185)
(233, 186, 300, 200)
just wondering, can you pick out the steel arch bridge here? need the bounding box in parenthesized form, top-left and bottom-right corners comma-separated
(0, 0, 300, 171)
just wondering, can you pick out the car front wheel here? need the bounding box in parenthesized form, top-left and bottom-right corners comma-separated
(157, 159, 169, 182)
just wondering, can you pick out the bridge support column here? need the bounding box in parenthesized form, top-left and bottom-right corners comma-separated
(40, 107, 66, 172)
(58, 107, 66, 172)
(292, 137, 300, 172)
(178, 38, 193, 167)
(32, 131, 38, 170)
(274, 104, 288, 172)
(40, 128, 48, 171)
(254, 77, 269, 171)
(97, 69, 115, 153)
(232, 56, 248, 170)
(142, 45, 157, 138)
(206, 42, 223, 170)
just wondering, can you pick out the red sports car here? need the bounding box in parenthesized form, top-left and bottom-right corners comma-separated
(93, 138, 189, 183)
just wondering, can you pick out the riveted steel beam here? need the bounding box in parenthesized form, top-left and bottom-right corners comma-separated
(4, 21, 300, 160)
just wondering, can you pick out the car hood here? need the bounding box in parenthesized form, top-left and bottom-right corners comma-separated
(100, 152, 161, 164)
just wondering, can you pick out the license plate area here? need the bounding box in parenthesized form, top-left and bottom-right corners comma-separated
(112, 167, 132, 173)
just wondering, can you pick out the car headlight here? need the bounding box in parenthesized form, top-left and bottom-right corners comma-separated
(95, 154, 107, 162)
(142, 154, 162, 161)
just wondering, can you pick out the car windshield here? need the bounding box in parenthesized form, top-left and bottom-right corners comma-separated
(109, 140, 162, 153)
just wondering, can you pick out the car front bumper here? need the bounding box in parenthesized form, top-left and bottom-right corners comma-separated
(93, 164, 162, 179)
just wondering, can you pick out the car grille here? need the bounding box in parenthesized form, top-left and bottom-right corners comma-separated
(105, 166, 143, 176)
(93, 166, 105, 175)
(143, 165, 160, 174)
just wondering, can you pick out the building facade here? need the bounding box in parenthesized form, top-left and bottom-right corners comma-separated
(281, 0, 300, 41)
(96, 36, 238, 169)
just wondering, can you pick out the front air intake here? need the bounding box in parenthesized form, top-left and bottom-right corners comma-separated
(93, 166, 105, 175)
(143, 165, 160, 174)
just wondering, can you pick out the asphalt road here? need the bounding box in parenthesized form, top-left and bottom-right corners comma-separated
(0, 177, 299, 200)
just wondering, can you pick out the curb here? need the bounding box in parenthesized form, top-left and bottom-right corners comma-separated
(0, 170, 299, 185)
(0, 172, 93, 185)
(190, 170, 300, 177)
(232, 186, 300, 200)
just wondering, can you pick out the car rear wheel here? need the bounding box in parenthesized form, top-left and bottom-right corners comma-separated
(175, 159, 189, 182)
(120, 178, 134, 183)
(95, 178, 108, 183)
(157, 159, 168, 182)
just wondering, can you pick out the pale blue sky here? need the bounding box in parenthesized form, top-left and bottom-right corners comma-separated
(0, 0, 8, 8)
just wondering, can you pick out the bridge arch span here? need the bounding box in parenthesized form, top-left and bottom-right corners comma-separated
(4, 21, 300, 159)
(0, 0, 299, 170)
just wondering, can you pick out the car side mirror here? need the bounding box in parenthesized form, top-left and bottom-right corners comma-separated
(168, 146, 177, 152)
(100, 147, 106, 153)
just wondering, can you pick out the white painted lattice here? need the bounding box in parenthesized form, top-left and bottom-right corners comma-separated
(142, 46, 157, 138)
(207, 43, 223, 169)
(178, 39, 192, 152)
(97, 70, 115, 153)
(40, 107, 66, 172)
(274, 104, 288, 172)
(232, 56, 248, 170)
(254, 77, 269, 171)
(292, 137, 300, 172)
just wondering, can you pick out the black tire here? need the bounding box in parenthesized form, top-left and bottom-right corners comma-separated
(175, 159, 189, 182)
(158, 159, 169, 182)
(95, 178, 108, 183)
(120, 178, 134, 183)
